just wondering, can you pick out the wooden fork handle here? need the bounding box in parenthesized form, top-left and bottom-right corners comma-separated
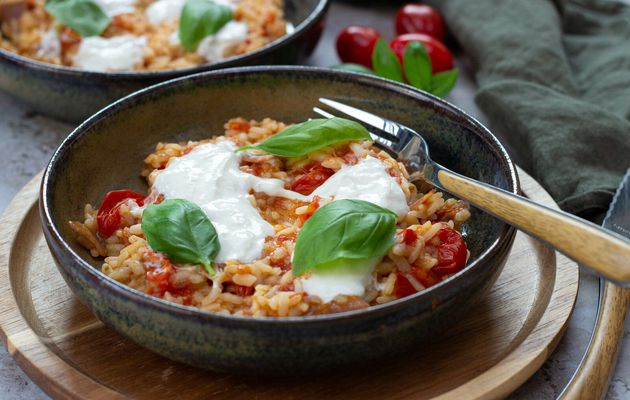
(437, 170, 630, 284)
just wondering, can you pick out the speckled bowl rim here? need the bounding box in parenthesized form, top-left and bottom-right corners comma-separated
(0, 0, 328, 80)
(41, 66, 518, 325)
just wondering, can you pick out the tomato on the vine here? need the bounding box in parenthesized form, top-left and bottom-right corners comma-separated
(390, 33, 454, 73)
(395, 4, 445, 40)
(97, 190, 146, 236)
(336, 26, 382, 68)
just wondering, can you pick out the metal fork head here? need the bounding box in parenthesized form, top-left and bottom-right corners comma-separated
(313, 98, 440, 186)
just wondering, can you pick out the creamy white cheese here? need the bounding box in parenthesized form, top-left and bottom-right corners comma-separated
(311, 156, 409, 218)
(36, 28, 61, 60)
(73, 35, 146, 71)
(152, 141, 306, 263)
(301, 258, 378, 303)
(94, 0, 137, 17)
(145, 0, 185, 25)
(196, 21, 248, 62)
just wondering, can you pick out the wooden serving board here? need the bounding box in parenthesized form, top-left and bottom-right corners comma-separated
(0, 169, 580, 400)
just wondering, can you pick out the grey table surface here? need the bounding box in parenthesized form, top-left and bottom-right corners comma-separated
(0, 1, 628, 399)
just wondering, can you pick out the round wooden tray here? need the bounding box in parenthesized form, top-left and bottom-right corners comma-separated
(0, 170, 580, 400)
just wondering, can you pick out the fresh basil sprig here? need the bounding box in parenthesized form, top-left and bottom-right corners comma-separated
(348, 40, 458, 98)
(403, 41, 432, 90)
(372, 39, 404, 82)
(430, 69, 459, 98)
(141, 199, 220, 275)
(237, 117, 371, 157)
(178, 0, 232, 52)
(45, 0, 110, 37)
(292, 199, 397, 276)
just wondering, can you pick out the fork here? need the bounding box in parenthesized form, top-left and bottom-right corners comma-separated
(314, 97, 630, 285)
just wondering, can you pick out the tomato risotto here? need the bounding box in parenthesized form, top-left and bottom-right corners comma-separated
(69, 117, 471, 317)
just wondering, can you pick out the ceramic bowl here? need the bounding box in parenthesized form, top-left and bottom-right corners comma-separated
(0, 0, 328, 123)
(40, 66, 518, 375)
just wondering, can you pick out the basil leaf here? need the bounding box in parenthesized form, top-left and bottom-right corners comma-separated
(403, 41, 432, 90)
(178, 0, 232, 52)
(141, 199, 220, 275)
(430, 69, 459, 98)
(333, 63, 377, 75)
(237, 117, 371, 157)
(292, 199, 397, 276)
(371, 38, 404, 83)
(45, 0, 110, 37)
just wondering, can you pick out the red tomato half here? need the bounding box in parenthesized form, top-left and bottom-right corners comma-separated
(433, 226, 468, 276)
(390, 33, 454, 73)
(290, 163, 335, 195)
(336, 26, 382, 68)
(97, 190, 146, 237)
(394, 272, 418, 298)
(395, 4, 445, 40)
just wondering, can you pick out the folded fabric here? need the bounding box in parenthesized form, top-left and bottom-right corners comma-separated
(431, 0, 630, 218)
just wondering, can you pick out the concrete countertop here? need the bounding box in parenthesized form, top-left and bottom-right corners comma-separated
(0, 1, 628, 399)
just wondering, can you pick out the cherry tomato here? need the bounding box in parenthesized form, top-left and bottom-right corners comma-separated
(144, 251, 193, 303)
(237, 285, 255, 297)
(395, 4, 445, 40)
(97, 190, 145, 237)
(390, 33, 454, 73)
(394, 272, 418, 298)
(336, 26, 382, 68)
(433, 226, 468, 276)
(290, 163, 335, 195)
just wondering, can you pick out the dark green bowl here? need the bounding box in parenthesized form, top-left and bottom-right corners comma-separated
(40, 66, 518, 375)
(0, 0, 328, 123)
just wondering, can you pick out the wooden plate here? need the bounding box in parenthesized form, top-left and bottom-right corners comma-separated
(0, 169, 579, 400)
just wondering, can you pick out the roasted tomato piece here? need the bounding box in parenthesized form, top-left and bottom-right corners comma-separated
(237, 285, 255, 296)
(394, 265, 442, 298)
(402, 229, 418, 245)
(290, 163, 335, 195)
(97, 190, 146, 236)
(144, 251, 174, 294)
(394, 272, 418, 298)
(433, 226, 467, 276)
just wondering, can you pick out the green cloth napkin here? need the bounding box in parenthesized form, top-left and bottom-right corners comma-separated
(430, 0, 630, 218)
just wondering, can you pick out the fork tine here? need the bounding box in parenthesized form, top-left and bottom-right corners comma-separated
(312, 106, 335, 119)
(319, 98, 400, 140)
(312, 106, 396, 150)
